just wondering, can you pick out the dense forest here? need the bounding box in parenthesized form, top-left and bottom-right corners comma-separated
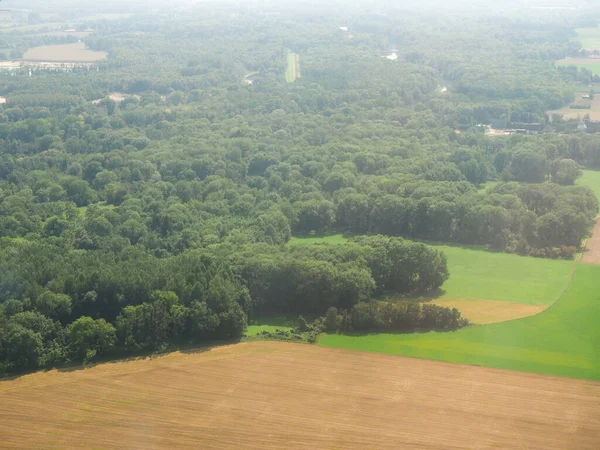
(1, 0, 599, 374)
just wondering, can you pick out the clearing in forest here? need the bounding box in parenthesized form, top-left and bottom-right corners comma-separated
(23, 42, 107, 62)
(285, 51, 300, 83)
(1, 342, 599, 449)
(574, 27, 600, 50)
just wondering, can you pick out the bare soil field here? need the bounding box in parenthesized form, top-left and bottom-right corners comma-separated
(23, 42, 107, 62)
(583, 218, 600, 264)
(1, 342, 599, 449)
(432, 297, 545, 324)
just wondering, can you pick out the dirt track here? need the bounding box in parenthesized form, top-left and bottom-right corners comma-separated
(1, 342, 599, 449)
(583, 218, 600, 264)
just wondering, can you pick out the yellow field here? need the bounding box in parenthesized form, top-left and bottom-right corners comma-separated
(23, 42, 107, 62)
(432, 297, 546, 324)
(1, 342, 599, 449)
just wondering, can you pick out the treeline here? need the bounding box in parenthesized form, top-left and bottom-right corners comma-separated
(0, 236, 448, 374)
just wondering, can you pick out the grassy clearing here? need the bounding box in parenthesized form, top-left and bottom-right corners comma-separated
(246, 314, 298, 336)
(320, 263, 600, 380)
(574, 27, 600, 48)
(579, 169, 600, 201)
(289, 235, 573, 305)
(431, 297, 545, 325)
(285, 51, 300, 83)
(556, 58, 600, 76)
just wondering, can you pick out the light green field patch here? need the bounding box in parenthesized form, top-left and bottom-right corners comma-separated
(556, 59, 600, 76)
(289, 235, 574, 305)
(578, 169, 600, 202)
(574, 27, 600, 49)
(285, 52, 300, 83)
(320, 264, 600, 380)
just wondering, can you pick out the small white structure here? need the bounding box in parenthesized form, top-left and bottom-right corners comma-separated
(339, 26, 348, 31)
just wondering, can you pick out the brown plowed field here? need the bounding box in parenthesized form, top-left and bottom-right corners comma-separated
(583, 218, 600, 264)
(1, 342, 599, 449)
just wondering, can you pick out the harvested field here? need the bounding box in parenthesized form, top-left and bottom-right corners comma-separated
(23, 42, 107, 62)
(92, 93, 140, 105)
(1, 342, 599, 449)
(432, 297, 545, 324)
(583, 218, 600, 265)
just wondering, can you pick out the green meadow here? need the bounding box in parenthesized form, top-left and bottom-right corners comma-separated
(319, 263, 600, 381)
(579, 170, 600, 202)
(574, 27, 600, 48)
(289, 236, 573, 305)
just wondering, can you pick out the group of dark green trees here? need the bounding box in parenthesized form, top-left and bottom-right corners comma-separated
(1, 1, 599, 374)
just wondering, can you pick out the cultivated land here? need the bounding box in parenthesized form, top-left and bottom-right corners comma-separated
(289, 235, 573, 324)
(574, 27, 600, 49)
(1, 342, 599, 449)
(285, 51, 300, 83)
(556, 58, 600, 76)
(547, 91, 600, 121)
(23, 42, 107, 62)
(579, 169, 600, 201)
(320, 263, 600, 380)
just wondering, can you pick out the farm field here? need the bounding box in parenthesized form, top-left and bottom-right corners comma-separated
(574, 27, 600, 49)
(547, 90, 600, 121)
(556, 58, 600, 76)
(579, 169, 600, 201)
(289, 235, 574, 316)
(23, 42, 107, 62)
(285, 51, 300, 83)
(1, 342, 599, 449)
(320, 263, 600, 380)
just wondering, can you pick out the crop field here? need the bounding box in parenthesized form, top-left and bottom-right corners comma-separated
(574, 27, 600, 49)
(285, 51, 300, 83)
(23, 43, 107, 62)
(320, 263, 600, 380)
(289, 235, 573, 323)
(579, 169, 600, 201)
(1, 342, 599, 449)
(556, 58, 600, 76)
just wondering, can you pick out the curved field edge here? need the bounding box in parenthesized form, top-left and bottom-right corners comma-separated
(289, 236, 574, 306)
(319, 264, 600, 381)
(1, 342, 599, 449)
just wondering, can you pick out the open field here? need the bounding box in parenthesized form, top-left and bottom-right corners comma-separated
(285, 51, 300, 83)
(579, 169, 600, 201)
(556, 58, 600, 76)
(547, 91, 600, 121)
(1, 342, 599, 449)
(431, 297, 545, 325)
(574, 27, 600, 49)
(321, 263, 600, 380)
(289, 235, 573, 305)
(23, 42, 107, 62)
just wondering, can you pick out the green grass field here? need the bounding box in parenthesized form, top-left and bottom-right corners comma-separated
(289, 236, 573, 305)
(556, 59, 600, 76)
(285, 52, 300, 83)
(574, 27, 600, 48)
(320, 263, 600, 380)
(579, 169, 600, 202)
